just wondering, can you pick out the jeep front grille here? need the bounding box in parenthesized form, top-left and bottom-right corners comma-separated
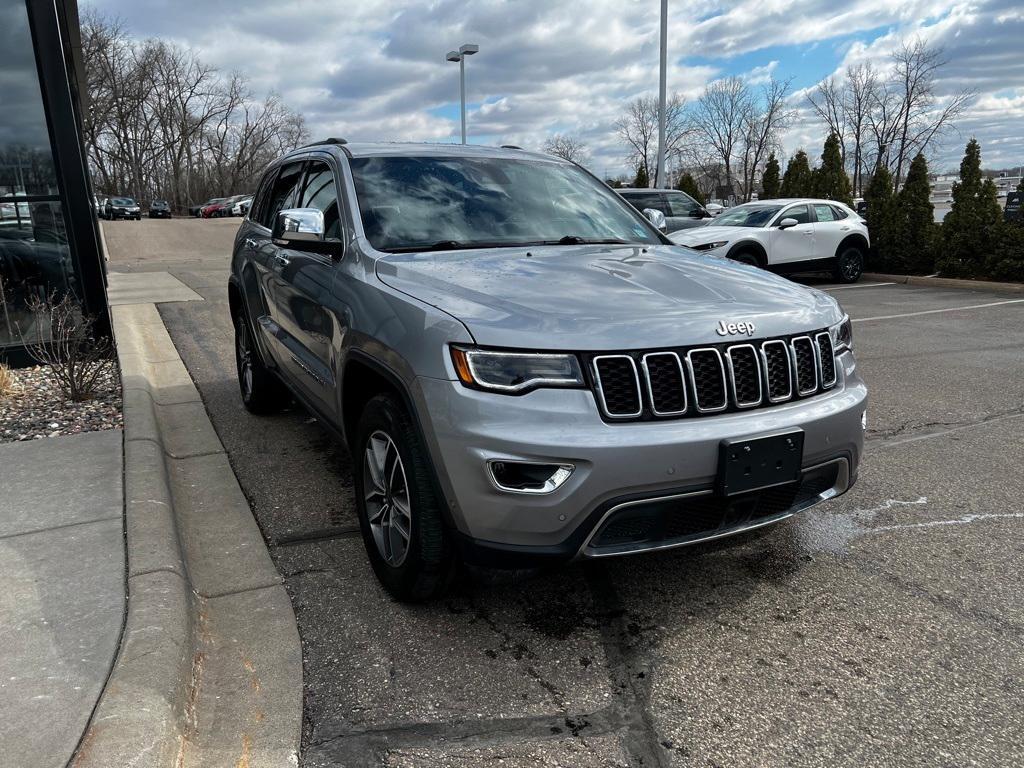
(588, 329, 839, 421)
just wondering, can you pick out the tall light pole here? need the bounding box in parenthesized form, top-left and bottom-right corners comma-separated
(655, 0, 668, 188)
(446, 43, 479, 144)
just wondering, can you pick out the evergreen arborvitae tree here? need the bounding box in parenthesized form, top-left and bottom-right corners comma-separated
(633, 163, 650, 188)
(780, 151, 813, 198)
(813, 133, 853, 206)
(890, 153, 936, 273)
(939, 138, 1004, 277)
(864, 166, 895, 267)
(676, 172, 705, 205)
(761, 153, 780, 199)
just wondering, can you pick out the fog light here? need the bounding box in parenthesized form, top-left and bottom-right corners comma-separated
(487, 460, 574, 494)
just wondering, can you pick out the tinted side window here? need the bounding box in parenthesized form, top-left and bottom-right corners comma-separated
(623, 192, 666, 214)
(261, 161, 305, 229)
(299, 160, 342, 240)
(250, 170, 277, 227)
(813, 204, 836, 222)
(782, 204, 810, 225)
(665, 192, 698, 217)
(829, 205, 849, 220)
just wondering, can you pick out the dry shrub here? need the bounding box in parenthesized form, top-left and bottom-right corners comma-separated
(0, 363, 19, 401)
(23, 293, 113, 402)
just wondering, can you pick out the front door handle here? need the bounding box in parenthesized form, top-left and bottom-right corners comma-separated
(274, 253, 291, 267)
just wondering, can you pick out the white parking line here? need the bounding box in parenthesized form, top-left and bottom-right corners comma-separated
(853, 298, 1024, 323)
(823, 282, 896, 291)
(868, 511, 1024, 534)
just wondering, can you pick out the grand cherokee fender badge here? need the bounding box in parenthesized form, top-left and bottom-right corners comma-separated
(716, 320, 756, 337)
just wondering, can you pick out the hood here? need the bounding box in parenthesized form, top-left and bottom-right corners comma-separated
(375, 244, 842, 351)
(670, 225, 747, 246)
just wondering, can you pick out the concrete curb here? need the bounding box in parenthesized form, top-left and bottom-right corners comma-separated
(864, 272, 1024, 295)
(73, 302, 302, 767)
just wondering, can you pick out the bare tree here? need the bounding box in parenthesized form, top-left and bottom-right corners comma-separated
(843, 63, 880, 196)
(542, 134, 590, 165)
(739, 77, 793, 201)
(889, 39, 974, 186)
(807, 38, 974, 191)
(615, 93, 689, 186)
(80, 11, 308, 210)
(689, 77, 750, 200)
(807, 76, 847, 165)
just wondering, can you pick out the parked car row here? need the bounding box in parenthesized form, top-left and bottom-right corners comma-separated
(190, 194, 253, 218)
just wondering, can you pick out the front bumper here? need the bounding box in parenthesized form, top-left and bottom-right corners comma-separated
(415, 352, 866, 564)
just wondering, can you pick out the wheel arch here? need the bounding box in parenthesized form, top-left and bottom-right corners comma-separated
(341, 350, 456, 528)
(726, 240, 768, 267)
(835, 233, 869, 259)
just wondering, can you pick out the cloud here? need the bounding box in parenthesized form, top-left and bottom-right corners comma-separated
(85, 0, 1024, 175)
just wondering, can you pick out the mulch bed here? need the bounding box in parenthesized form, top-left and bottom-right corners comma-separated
(0, 363, 123, 443)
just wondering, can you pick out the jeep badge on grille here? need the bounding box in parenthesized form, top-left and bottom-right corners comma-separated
(716, 320, 756, 337)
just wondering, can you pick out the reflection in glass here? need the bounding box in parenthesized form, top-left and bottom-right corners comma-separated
(0, 0, 58, 197)
(0, 203, 75, 346)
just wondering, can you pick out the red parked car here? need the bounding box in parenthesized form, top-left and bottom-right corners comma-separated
(200, 198, 229, 218)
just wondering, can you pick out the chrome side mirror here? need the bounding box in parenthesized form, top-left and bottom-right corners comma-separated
(642, 208, 668, 233)
(273, 208, 325, 244)
(777, 217, 799, 229)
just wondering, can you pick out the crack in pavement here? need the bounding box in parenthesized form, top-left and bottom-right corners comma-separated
(304, 706, 626, 766)
(584, 563, 673, 768)
(866, 408, 1024, 447)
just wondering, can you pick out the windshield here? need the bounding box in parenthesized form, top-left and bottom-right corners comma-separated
(349, 156, 662, 252)
(113, 197, 135, 206)
(715, 204, 783, 228)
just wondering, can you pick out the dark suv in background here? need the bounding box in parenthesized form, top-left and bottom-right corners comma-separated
(148, 199, 172, 218)
(103, 196, 141, 220)
(618, 188, 711, 233)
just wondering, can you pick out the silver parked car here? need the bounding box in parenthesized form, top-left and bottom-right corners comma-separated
(229, 140, 866, 601)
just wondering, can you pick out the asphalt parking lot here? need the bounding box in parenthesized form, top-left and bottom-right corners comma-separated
(106, 217, 1024, 767)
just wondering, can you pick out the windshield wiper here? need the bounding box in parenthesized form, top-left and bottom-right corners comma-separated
(380, 236, 632, 253)
(382, 240, 474, 253)
(554, 236, 630, 245)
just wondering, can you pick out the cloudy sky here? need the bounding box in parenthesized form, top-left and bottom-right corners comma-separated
(88, 0, 1024, 177)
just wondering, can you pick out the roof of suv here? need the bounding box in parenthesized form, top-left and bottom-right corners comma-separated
(619, 188, 693, 194)
(294, 140, 558, 162)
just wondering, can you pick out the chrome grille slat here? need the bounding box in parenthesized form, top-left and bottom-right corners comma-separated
(790, 336, 818, 396)
(815, 332, 837, 388)
(592, 355, 642, 418)
(641, 352, 687, 416)
(760, 340, 793, 402)
(685, 348, 728, 413)
(725, 344, 762, 408)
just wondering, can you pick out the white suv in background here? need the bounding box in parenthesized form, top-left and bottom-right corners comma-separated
(669, 198, 870, 283)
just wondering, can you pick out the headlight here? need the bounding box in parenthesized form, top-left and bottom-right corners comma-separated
(450, 346, 585, 393)
(691, 241, 728, 251)
(830, 315, 853, 352)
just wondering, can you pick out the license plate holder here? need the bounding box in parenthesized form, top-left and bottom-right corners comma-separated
(717, 431, 804, 496)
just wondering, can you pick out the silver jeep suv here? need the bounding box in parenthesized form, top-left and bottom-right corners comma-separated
(229, 140, 866, 601)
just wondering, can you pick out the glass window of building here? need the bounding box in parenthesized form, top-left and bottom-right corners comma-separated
(0, 0, 76, 350)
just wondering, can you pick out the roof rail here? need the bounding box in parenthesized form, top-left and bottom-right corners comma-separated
(500, 144, 523, 150)
(302, 137, 348, 148)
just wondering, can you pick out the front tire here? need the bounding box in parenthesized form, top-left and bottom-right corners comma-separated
(233, 304, 288, 413)
(730, 251, 761, 268)
(355, 394, 455, 601)
(833, 246, 864, 283)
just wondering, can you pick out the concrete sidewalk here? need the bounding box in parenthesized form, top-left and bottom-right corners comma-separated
(0, 430, 125, 768)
